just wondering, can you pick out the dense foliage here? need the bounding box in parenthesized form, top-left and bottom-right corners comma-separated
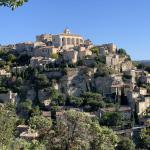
(0, 0, 28, 9)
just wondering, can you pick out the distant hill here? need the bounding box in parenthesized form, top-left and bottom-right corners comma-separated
(135, 60, 150, 65)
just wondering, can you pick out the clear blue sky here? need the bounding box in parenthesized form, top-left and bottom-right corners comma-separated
(0, 0, 150, 60)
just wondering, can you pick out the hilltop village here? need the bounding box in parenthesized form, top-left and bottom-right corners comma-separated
(0, 29, 150, 149)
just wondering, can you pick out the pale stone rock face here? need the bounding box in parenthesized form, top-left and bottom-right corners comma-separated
(121, 61, 133, 72)
(59, 68, 94, 96)
(94, 76, 113, 95)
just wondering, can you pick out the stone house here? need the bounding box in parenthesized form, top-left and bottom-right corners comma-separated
(0, 69, 11, 77)
(146, 76, 150, 83)
(124, 70, 137, 84)
(0, 90, 17, 104)
(84, 39, 93, 49)
(106, 54, 120, 71)
(136, 96, 150, 116)
(97, 43, 117, 55)
(34, 46, 58, 58)
(127, 91, 139, 109)
(30, 57, 56, 68)
(20, 130, 39, 140)
(15, 42, 34, 55)
(12, 66, 28, 74)
(42, 111, 51, 119)
(140, 75, 150, 84)
(30, 57, 43, 67)
(30, 56, 56, 68)
(36, 34, 52, 44)
(34, 41, 46, 48)
(78, 47, 92, 60)
(17, 125, 29, 133)
(62, 49, 78, 64)
(139, 88, 147, 96)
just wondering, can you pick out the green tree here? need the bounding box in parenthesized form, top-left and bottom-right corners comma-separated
(116, 137, 135, 150)
(100, 112, 123, 127)
(11, 139, 46, 150)
(49, 87, 59, 100)
(45, 110, 118, 150)
(118, 48, 127, 56)
(6, 54, 16, 63)
(81, 92, 105, 111)
(17, 100, 32, 117)
(51, 53, 59, 59)
(90, 123, 118, 150)
(90, 46, 99, 56)
(17, 54, 31, 65)
(66, 95, 83, 107)
(0, 104, 16, 149)
(140, 127, 150, 149)
(29, 115, 52, 135)
(0, 0, 28, 9)
(0, 60, 6, 68)
(35, 74, 49, 89)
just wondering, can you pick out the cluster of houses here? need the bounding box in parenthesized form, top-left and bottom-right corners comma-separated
(13, 28, 129, 68)
(14, 28, 93, 65)
(0, 29, 150, 138)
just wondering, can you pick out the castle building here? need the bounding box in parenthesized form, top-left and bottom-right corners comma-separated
(52, 28, 84, 49)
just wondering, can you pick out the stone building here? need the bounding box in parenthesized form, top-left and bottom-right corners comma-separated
(62, 49, 78, 64)
(15, 42, 34, 55)
(34, 46, 58, 58)
(139, 88, 147, 96)
(30, 57, 55, 67)
(36, 34, 52, 44)
(52, 28, 84, 49)
(34, 41, 46, 48)
(98, 43, 117, 55)
(146, 76, 150, 84)
(127, 89, 150, 117)
(106, 54, 120, 71)
(0, 90, 17, 104)
(106, 54, 119, 66)
(78, 46, 92, 60)
(12, 66, 28, 73)
(15, 41, 47, 56)
(140, 75, 150, 84)
(20, 130, 39, 140)
(136, 96, 150, 116)
(0, 69, 11, 77)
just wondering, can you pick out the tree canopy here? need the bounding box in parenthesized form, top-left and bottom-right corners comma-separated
(0, 104, 17, 149)
(45, 110, 118, 150)
(116, 137, 135, 150)
(0, 0, 28, 9)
